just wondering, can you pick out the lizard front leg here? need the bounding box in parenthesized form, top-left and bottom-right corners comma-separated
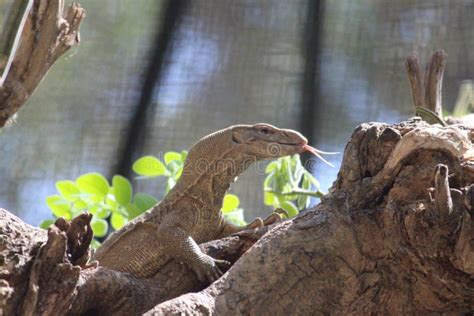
(157, 224, 230, 283)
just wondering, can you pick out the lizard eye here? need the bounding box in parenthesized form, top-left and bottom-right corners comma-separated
(259, 127, 269, 135)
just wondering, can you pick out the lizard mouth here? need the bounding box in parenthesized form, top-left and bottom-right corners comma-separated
(275, 141, 307, 146)
(258, 140, 339, 167)
(301, 144, 339, 167)
(275, 141, 339, 167)
(257, 138, 307, 146)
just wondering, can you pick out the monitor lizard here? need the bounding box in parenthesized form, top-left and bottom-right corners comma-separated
(93, 123, 331, 282)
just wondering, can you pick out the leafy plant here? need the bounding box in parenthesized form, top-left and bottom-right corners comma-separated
(221, 194, 246, 226)
(132, 151, 187, 193)
(263, 155, 324, 218)
(40, 173, 158, 242)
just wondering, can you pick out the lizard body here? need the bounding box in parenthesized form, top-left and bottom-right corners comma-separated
(93, 123, 313, 281)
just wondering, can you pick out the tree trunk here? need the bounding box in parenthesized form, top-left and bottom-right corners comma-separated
(2, 119, 473, 315)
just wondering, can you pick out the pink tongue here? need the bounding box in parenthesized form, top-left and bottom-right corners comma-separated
(302, 144, 338, 167)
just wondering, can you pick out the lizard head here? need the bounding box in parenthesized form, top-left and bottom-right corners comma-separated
(231, 123, 308, 159)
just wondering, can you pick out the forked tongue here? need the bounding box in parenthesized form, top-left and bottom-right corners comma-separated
(303, 144, 339, 167)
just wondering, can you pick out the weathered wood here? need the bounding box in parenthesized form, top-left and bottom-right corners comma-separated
(0, 208, 273, 315)
(424, 50, 446, 115)
(0, 0, 85, 127)
(405, 52, 425, 108)
(0, 210, 47, 315)
(0, 0, 32, 86)
(405, 50, 447, 116)
(149, 120, 474, 315)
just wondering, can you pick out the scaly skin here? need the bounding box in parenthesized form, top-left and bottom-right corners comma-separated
(93, 123, 309, 282)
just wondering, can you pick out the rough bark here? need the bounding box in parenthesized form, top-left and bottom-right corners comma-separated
(0, 209, 271, 315)
(0, 0, 85, 127)
(405, 50, 447, 115)
(150, 120, 474, 315)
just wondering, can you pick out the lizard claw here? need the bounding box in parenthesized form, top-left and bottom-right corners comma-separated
(232, 208, 289, 238)
(245, 208, 288, 230)
(193, 255, 231, 283)
(262, 208, 288, 226)
(231, 218, 264, 238)
(215, 258, 232, 271)
(245, 217, 264, 230)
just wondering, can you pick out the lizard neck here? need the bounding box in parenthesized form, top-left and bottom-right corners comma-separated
(171, 148, 255, 210)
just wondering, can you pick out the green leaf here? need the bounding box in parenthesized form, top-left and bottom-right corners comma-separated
(132, 156, 166, 177)
(40, 219, 55, 229)
(105, 197, 118, 211)
(74, 199, 88, 211)
(76, 173, 109, 200)
(133, 192, 158, 212)
(304, 172, 320, 190)
(111, 212, 128, 230)
(175, 167, 183, 180)
(91, 218, 108, 237)
(302, 175, 311, 190)
(46, 195, 71, 219)
(86, 204, 110, 219)
(297, 195, 309, 211)
(164, 151, 182, 165)
(265, 161, 278, 173)
(96, 206, 111, 219)
(280, 201, 299, 218)
(167, 177, 176, 192)
(56, 180, 80, 201)
(297, 177, 311, 210)
(70, 208, 80, 219)
(275, 163, 287, 192)
(294, 169, 304, 187)
(112, 175, 132, 206)
(264, 191, 277, 206)
(126, 203, 142, 220)
(222, 194, 239, 213)
(90, 239, 101, 250)
(167, 160, 180, 174)
(223, 208, 246, 226)
(263, 172, 275, 189)
(181, 150, 188, 162)
(283, 158, 295, 186)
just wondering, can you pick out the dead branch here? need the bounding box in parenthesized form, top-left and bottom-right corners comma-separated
(425, 50, 447, 115)
(405, 50, 447, 115)
(405, 53, 425, 108)
(0, 0, 85, 127)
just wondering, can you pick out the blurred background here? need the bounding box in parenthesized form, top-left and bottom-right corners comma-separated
(1, 0, 473, 225)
